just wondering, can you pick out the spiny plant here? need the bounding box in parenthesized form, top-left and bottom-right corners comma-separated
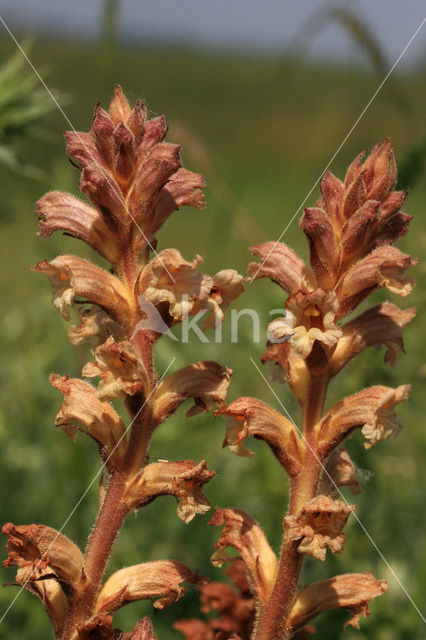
(2, 87, 415, 640)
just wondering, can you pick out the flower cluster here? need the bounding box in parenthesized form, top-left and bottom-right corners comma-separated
(2, 86, 243, 638)
(176, 140, 415, 639)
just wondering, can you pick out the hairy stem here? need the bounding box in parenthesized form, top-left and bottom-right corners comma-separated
(61, 472, 128, 639)
(253, 375, 327, 640)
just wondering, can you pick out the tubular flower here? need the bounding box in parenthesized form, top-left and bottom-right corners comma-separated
(268, 289, 342, 359)
(330, 302, 416, 373)
(209, 508, 277, 605)
(50, 374, 127, 472)
(318, 384, 410, 455)
(82, 337, 146, 400)
(284, 496, 354, 561)
(152, 361, 232, 423)
(318, 448, 362, 496)
(124, 459, 215, 523)
(95, 560, 201, 613)
(216, 397, 303, 475)
(286, 573, 388, 633)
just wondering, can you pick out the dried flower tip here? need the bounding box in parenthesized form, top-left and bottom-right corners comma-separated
(124, 459, 215, 523)
(286, 572, 387, 633)
(95, 560, 201, 613)
(209, 507, 277, 604)
(152, 361, 232, 424)
(284, 496, 354, 561)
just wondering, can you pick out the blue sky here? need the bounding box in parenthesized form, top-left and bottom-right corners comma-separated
(0, 1, 425, 68)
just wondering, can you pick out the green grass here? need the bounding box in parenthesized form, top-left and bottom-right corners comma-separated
(0, 37, 424, 639)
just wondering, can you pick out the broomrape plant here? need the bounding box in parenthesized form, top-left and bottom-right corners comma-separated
(2, 87, 415, 640)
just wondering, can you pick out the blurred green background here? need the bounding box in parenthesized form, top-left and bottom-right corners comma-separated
(0, 12, 425, 640)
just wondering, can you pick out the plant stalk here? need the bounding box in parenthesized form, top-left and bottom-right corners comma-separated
(253, 374, 327, 640)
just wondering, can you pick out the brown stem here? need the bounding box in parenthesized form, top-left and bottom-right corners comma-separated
(253, 375, 327, 640)
(61, 472, 128, 639)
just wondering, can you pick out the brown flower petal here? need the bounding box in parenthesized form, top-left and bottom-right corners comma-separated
(330, 303, 416, 374)
(209, 507, 277, 604)
(216, 397, 303, 475)
(32, 255, 131, 323)
(152, 361, 232, 424)
(124, 459, 215, 523)
(50, 374, 127, 471)
(139, 249, 212, 322)
(336, 246, 416, 317)
(82, 337, 146, 400)
(248, 242, 314, 293)
(95, 560, 200, 613)
(286, 572, 388, 633)
(300, 206, 339, 289)
(318, 448, 362, 496)
(36, 191, 122, 263)
(318, 384, 410, 455)
(68, 305, 126, 347)
(284, 496, 354, 561)
(2, 522, 85, 592)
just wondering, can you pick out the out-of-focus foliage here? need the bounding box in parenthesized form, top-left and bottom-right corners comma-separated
(0, 36, 424, 640)
(0, 46, 57, 179)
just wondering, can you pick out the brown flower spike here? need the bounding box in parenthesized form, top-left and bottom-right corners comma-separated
(178, 139, 414, 639)
(3, 86, 244, 638)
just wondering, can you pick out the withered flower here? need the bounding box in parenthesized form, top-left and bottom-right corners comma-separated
(284, 496, 354, 561)
(318, 448, 362, 496)
(286, 572, 388, 633)
(209, 508, 277, 605)
(216, 397, 303, 475)
(318, 384, 410, 454)
(95, 560, 201, 613)
(124, 459, 215, 523)
(3, 522, 85, 584)
(50, 374, 127, 472)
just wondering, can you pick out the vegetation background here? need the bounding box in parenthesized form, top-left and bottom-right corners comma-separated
(0, 7, 424, 639)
